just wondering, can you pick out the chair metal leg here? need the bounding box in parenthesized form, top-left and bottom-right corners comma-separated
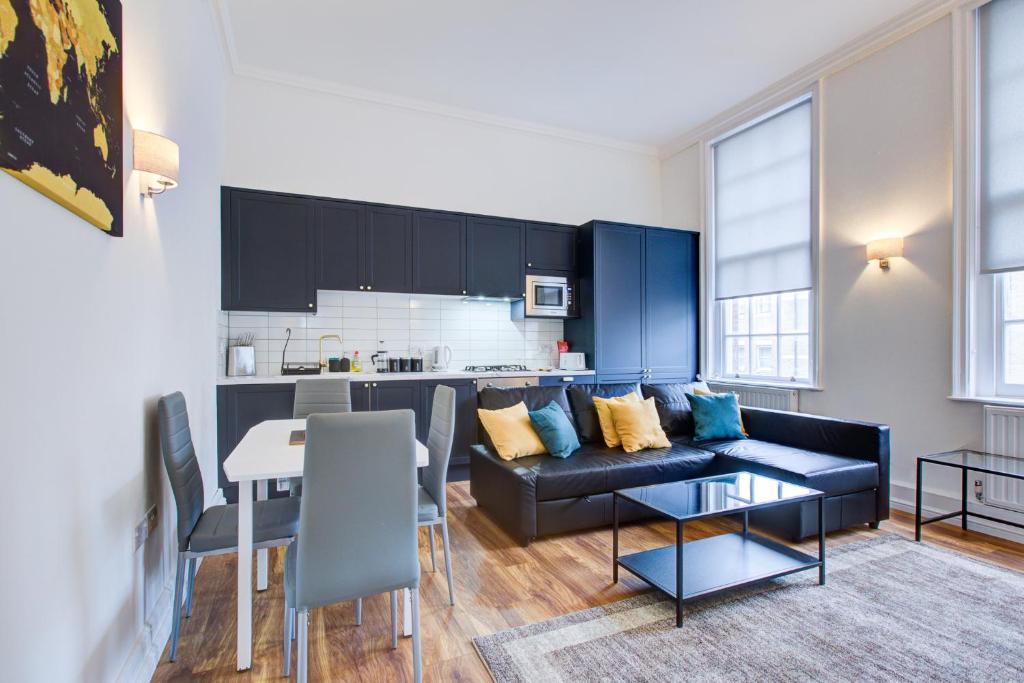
(291, 607, 296, 641)
(355, 598, 362, 626)
(390, 590, 399, 649)
(185, 558, 197, 618)
(428, 525, 437, 572)
(411, 588, 422, 683)
(297, 609, 309, 683)
(169, 553, 186, 662)
(441, 518, 455, 606)
(282, 602, 292, 677)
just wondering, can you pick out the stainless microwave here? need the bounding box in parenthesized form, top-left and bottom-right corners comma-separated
(525, 274, 572, 317)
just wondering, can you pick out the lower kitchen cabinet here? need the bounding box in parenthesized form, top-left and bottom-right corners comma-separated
(217, 378, 478, 501)
(418, 378, 478, 466)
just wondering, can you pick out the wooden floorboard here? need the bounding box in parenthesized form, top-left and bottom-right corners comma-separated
(152, 483, 1024, 681)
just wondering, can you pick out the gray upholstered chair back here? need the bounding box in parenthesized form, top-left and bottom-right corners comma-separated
(295, 410, 418, 611)
(293, 379, 352, 419)
(157, 392, 204, 548)
(423, 385, 456, 516)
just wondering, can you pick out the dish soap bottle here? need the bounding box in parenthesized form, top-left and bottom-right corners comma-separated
(351, 351, 362, 373)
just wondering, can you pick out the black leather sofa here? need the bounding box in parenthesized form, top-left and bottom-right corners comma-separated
(469, 382, 890, 546)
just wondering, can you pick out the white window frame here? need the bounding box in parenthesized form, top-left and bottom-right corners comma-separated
(951, 0, 1024, 403)
(703, 88, 822, 389)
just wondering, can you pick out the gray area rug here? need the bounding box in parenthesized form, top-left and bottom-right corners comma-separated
(474, 534, 1024, 682)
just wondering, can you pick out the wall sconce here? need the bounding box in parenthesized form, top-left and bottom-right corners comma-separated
(133, 130, 179, 197)
(866, 237, 904, 270)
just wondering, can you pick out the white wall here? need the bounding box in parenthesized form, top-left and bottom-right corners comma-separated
(660, 16, 983, 505)
(0, 2, 226, 681)
(224, 76, 662, 226)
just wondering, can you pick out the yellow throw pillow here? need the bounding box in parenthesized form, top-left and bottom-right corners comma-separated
(693, 385, 747, 435)
(592, 392, 640, 448)
(607, 397, 672, 453)
(478, 402, 547, 461)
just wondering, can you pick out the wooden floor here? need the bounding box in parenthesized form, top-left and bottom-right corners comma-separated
(153, 482, 1024, 681)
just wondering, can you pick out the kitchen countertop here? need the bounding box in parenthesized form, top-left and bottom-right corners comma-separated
(217, 369, 595, 385)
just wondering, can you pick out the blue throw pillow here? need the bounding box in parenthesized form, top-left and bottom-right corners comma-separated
(685, 392, 747, 442)
(528, 401, 581, 458)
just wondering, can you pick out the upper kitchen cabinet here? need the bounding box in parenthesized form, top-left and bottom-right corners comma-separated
(363, 206, 413, 293)
(412, 211, 467, 295)
(526, 223, 576, 273)
(317, 199, 364, 292)
(467, 216, 525, 299)
(222, 187, 316, 312)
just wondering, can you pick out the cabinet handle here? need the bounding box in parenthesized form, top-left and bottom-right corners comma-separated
(527, 262, 532, 267)
(366, 285, 372, 290)
(522, 292, 526, 297)
(372, 382, 378, 387)
(308, 303, 313, 309)
(359, 286, 364, 290)
(462, 290, 466, 295)
(364, 383, 370, 388)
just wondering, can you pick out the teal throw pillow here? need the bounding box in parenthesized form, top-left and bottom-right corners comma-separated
(528, 401, 581, 458)
(685, 392, 747, 441)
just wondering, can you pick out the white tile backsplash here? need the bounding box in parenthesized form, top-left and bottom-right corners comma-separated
(223, 291, 564, 376)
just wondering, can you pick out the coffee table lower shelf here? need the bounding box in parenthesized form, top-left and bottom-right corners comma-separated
(616, 532, 822, 625)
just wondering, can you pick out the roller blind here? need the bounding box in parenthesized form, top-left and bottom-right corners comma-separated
(713, 100, 812, 300)
(979, 0, 1024, 274)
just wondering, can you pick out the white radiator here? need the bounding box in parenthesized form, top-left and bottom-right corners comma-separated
(707, 382, 799, 412)
(983, 405, 1024, 512)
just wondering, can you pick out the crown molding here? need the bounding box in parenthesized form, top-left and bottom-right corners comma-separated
(211, 1, 658, 157)
(658, 0, 965, 159)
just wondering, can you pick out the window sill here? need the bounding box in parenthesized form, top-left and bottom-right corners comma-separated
(707, 378, 823, 392)
(948, 394, 1024, 408)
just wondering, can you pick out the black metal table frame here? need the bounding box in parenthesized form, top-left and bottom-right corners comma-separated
(915, 455, 1024, 541)
(612, 490, 826, 628)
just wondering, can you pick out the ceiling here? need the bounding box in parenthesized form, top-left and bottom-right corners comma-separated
(218, 0, 927, 150)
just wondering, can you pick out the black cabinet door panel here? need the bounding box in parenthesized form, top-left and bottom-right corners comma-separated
(413, 211, 466, 295)
(317, 200, 363, 292)
(217, 384, 296, 501)
(594, 224, 644, 377)
(364, 206, 413, 293)
(371, 380, 420, 414)
(644, 229, 699, 380)
(224, 189, 316, 311)
(467, 217, 525, 298)
(526, 223, 576, 272)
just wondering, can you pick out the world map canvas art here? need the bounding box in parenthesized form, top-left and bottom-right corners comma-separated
(0, 0, 122, 236)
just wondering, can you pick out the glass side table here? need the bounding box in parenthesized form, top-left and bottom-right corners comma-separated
(915, 450, 1024, 541)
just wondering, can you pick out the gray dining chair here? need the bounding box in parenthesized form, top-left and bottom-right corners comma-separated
(419, 385, 457, 605)
(157, 392, 299, 662)
(289, 378, 352, 496)
(282, 410, 421, 683)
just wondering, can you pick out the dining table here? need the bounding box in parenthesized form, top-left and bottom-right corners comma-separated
(222, 417, 429, 671)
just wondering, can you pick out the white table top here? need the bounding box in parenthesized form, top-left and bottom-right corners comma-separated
(223, 418, 429, 482)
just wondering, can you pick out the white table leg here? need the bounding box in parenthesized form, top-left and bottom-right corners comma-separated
(256, 479, 268, 591)
(237, 479, 253, 671)
(403, 588, 412, 637)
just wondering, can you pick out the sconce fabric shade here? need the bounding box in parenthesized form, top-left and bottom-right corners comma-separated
(133, 130, 179, 195)
(866, 238, 904, 262)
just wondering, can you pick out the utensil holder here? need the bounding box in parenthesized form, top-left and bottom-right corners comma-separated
(227, 346, 256, 376)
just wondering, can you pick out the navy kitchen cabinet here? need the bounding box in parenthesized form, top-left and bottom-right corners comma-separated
(538, 375, 596, 387)
(467, 217, 526, 299)
(217, 383, 296, 503)
(418, 378, 478, 466)
(526, 223, 576, 273)
(369, 379, 420, 412)
(644, 228, 699, 381)
(222, 188, 317, 312)
(363, 206, 413, 293)
(317, 199, 364, 292)
(565, 222, 699, 384)
(413, 211, 467, 295)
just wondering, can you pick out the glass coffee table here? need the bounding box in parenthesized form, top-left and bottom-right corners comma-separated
(613, 471, 826, 627)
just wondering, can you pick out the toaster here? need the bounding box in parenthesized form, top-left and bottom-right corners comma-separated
(558, 352, 586, 371)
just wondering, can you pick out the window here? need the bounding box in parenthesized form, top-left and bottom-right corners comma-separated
(709, 96, 817, 385)
(954, 0, 1024, 400)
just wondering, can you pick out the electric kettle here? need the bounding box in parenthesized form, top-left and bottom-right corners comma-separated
(430, 345, 452, 371)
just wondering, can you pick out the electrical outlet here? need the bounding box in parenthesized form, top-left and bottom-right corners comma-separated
(974, 479, 984, 502)
(134, 505, 159, 552)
